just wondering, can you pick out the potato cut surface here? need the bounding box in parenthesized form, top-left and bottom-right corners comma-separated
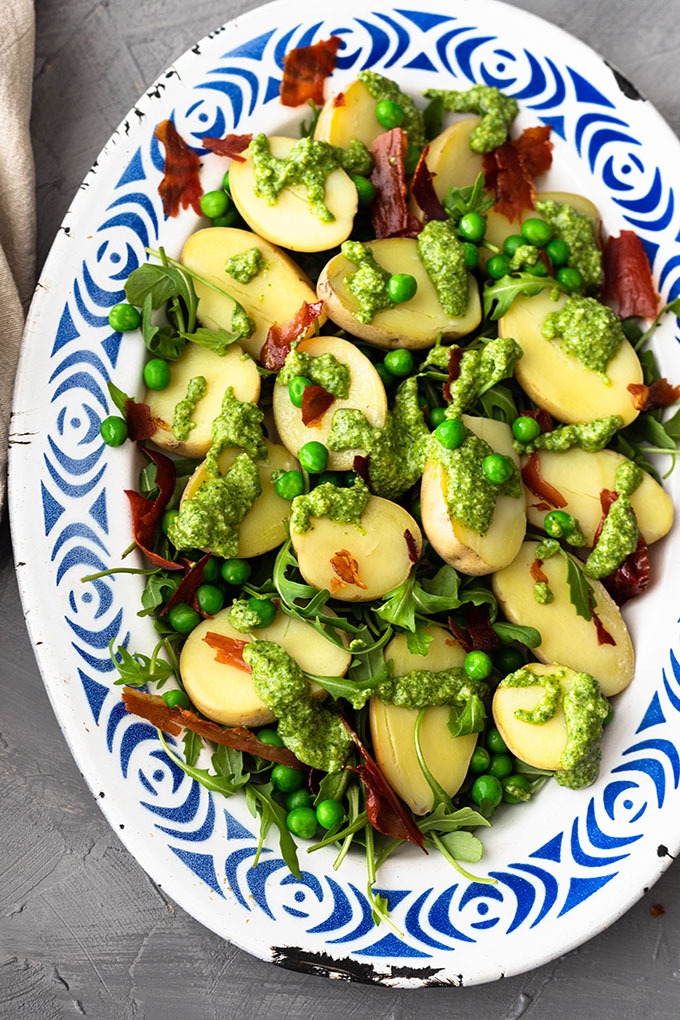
(492, 662, 571, 772)
(313, 79, 386, 149)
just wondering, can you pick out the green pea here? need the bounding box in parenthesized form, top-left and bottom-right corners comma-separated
(429, 406, 447, 428)
(383, 348, 414, 377)
(521, 217, 552, 247)
(220, 558, 251, 586)
(352, 174, 376, 206)
(108, 302, 141, 332)
(544, 509, 574, 538)
(316, 799, 346, 829)
(557, 266, 584, 293)
(298, 441, 329, 474)
(247, 596, 277, 628)
(482, 453, 513, 484)
(488, 753, 514, 780)
(502, 773, 532, 804)
(100, 415, 128, 447)
(375, 362, 396, 388)
(222, 169, 231, 193)
(458, 211, 486, 243)
(275, 470, 305, 502)
(162, 688, 192, 710)
(503, 234, 525, 257)
(257, 727, 284, 747)
(375, 99, 404, 130)
(200, 189, 230, 219)
(286, 806, 318, 839)
(493, 645, 524, 674)
(470, 774, 503, 810)
(271, 764, 305, 793)
(545, 237, 570, 266)
(486, 253, 512, 279)
(161, 508, 179, 536)
(143, 357, 171, 391)
(464, 649, 493, 681)
(463, 242, 479, 269)
(469, 746, 491, 774)
(196, 583, 225, 616)
(168, 603, 201, 634)
(486, 727, 508, 754)
(387, 273, 418, 304)
(284, 789, 314, 810)
(211, 208, 241, 228)
(201, 556, 221, 584)
(511, 414, 541, 442)
(435, 417, 465, 450)
(288, 375, 312, 408)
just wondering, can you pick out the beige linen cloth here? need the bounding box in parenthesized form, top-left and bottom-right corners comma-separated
(1, 0, 35, 512)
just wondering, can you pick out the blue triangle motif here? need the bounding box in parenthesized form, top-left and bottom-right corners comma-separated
(170, 846, 225, 897)
(404, 51, 438, 73)
(540, 115, 566, 139)
(374, 887, 411, 911)
(354, 931, 432, 958)
(222, 29, 276, 62)
(79, 668, 109, 724)
(101, 332, 122, 368)
(224, 807, 255, 841)
(568, 68, 615, 109)
(41, 482, 65, 535)
(558, 872, 617, 915)
(637, 691, 666, 732)
(116, 147, 146, 189)
(264, 75, 282, 104)
(88, 489, 108, 533)
(51, 304, 79, 356)
(530, 832, 563, 863)
(396, 9, 454, 32)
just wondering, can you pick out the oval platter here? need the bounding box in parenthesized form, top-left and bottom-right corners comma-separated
(9, 0, 680, 987)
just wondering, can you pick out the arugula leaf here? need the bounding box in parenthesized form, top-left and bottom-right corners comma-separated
(492, 621, 542, 648)
(141, 292, 186, 361)
(560, 550, 595, 621)
(247, 783, 301, 878)
(306, 661, 392, 709)
(436, 829, 484, 864)
(483, 273, 563, 320)
(158, 731, 246, 797)
(212, 744, 249, 790)
(138, 572, 180, 617)
(125, 262, 190, 310)
(418, 804, 490, 834)
(183, 729, 202, 767)
(110, 640, 175, 687)
(443, 172, 494, 224)
(448, 694, 487, 737)
(178, 326, 245, 355)
(477, 382, 520, 423)
(406, 627, 434, 656)
(300, 99, 321, 138)
(423, 94, 444, 140)
(107, 380, 131, 414)
(376, 565, 466, 631)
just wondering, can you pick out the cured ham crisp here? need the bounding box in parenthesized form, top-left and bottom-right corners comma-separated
(203, 631, 252, 672)
(202, 133, 252, 162)
(404, 529, 419, 564)
(628, 378, 680, 411)
(521, 452, 568, 509)
(125, 449, 183, 571)
(370, 128, 422, 238)
(122, 688, 303, 767)
(330, 549, 368, 591)
(442, 347, 464, 402)
(125, 399, 155, 442)
(154, 119, 203, 218)
(280, 36, 342, 107)
(601, 230, 660, 320)
(301, 384, 335, 427)
(160, 553, 211, 616)
(261, 300, 324, 370)
(410, 146, 447, 222)
(484, 126, 553, 222)
(592, 489, 650, 604)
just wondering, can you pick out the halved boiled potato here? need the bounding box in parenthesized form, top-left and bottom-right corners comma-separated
(410, 117, 484, 220)
(181, 227, 323, 361)
(272, 335, 388, 470)
(313, 79, 386, 149)
(499, 290, 643, 425)
(524, 447, 674, 545)
(228, 136, 358, 252)
(180, 607, 351, 727)
(291, 494, 422, 601)
(317, 237, 481, 349)
(144, 342, 260, 458)
(493, 662, 592, 773)
(483, 191, 601, 259)
(420, 415, 526, 575)
(181, 440, 297, 558)
(491, 541, 634, 695)
(370, 626, 476, 814)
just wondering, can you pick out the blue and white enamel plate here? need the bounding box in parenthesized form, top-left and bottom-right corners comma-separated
(10, 0, 680, 987)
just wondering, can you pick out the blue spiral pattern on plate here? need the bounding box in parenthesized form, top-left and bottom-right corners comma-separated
(39, 8, 680, 964)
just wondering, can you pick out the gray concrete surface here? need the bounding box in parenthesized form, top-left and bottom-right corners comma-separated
(3, 0, 680, 1016)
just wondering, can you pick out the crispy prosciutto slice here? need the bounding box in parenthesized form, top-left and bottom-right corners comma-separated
(521, 452, 567, 509)
(125, 449, 182, 570)
(202, 133, 252, 162)
(301, 384, 335, 427)
(203, 631, 252, 672)
(592, 489, 650, 605)
(601, 230, 660, 320)
(260, 300, 324, 370)
(280, 36, 341, 107)
(330, 549, 368, 594)
(125, 399, 155, 442)
(628, 378, 680, 412)
(122, 688, 303, 768)
(160, 553, 211, 616)
(483, 125, 553, 222)
(154, 119, 203, 218)
(410, 146, 447, 222)
(370, 128, 422, 239)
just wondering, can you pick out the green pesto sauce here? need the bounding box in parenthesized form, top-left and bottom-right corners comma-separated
(423, 85, 518, 152)
(584, 493, 639, 578)
(328, 376, 430, 499)
(243, 640, 352, 773)
(509, 244, 541, 272)
(615, 459, 643, 497)
(535, 538, 560, 560)
(277, 348, 350, 399)
(534, 581, 554, 605)
(416, 219, 469, 317)
(290, 477, 370, 535)
(542, 296, 626, 378)
(225, 247, 266, 284)
(172, 375, 206, 441)
(205, 386, 267, 474)
(358, 69, 426, 149)
(227, 599, 262, 633)
(376, 668, 488, 709)
(432, 426, 521, 535)
(515, 414, 623, 455)
(444, 338, 523, 418)
(167, 452, 261, 558)
(341, 240, 393, 324)
(248, 133, 371, 223)
(502, 667, 609, 789)
(535, 199, 603, 292)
